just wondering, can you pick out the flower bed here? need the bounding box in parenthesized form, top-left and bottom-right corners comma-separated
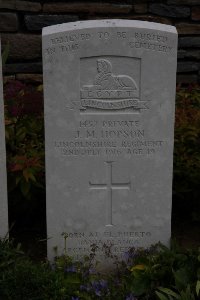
(0, 239, 199, 300)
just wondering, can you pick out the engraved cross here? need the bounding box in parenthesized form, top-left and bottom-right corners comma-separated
(89, 161, 131, 226)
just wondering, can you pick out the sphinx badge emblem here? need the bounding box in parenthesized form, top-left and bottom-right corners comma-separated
(80, 58, 148, 112)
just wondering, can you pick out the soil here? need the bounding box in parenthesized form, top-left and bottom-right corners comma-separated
(172, 219, 200, 249)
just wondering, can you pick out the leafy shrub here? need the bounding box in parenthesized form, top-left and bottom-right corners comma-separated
(4, 80, 45, 227)
(4, 80, 44, 199)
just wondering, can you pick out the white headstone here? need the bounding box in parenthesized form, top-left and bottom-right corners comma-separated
(43, 20, 177, 265)
(0, 39, 8, 238)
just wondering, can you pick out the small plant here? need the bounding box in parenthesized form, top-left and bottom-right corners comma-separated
(4, 80, 44, 199)
(0, 238, 23, 273)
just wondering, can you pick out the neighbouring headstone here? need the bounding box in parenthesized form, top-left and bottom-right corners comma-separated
(43, 20, 177, 265)
(0, 38, 8, 238)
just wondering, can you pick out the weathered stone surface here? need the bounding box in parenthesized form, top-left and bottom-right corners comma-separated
(25, 15, 79, 31)
(177, 74, 198, 84)
(179, 37, 200, 48)
(1, 34, 41, 60)
(133, 3, 147, 14)
(43, 20, 177, 267)
(192, 7, 200, 21)
(149, 4, 190, 18)
(130, 15, 172, 25)
(0, 13, 18, 32)
(168, 0, 200, 4)
(0, 0, 14, 9)
(3, 62, 42, 74)
(0, 0, 41, 12)
(178, 50, 186, 59)
(3, 75, 16, 84)
(0, 39, 9, 238)
(178, 50, 200, 60)
(16, 73, 43, 83)
(176, 23, 200, 35)
(43, 2, 132, 14)
(16, 0, 42, 11)
(177, 62, 199, 73)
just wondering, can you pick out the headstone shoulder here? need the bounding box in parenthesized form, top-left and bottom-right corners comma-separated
(42, 19, 177, 36)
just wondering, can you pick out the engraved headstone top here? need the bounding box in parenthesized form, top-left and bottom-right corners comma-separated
(43, 20, 177, 267)
(0, 39, 8, 238)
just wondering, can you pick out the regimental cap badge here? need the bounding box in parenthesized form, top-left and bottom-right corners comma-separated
(80, 58, 148, 112)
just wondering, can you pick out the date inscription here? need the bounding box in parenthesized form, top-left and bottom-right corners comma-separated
(54, 119, 165, 157)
